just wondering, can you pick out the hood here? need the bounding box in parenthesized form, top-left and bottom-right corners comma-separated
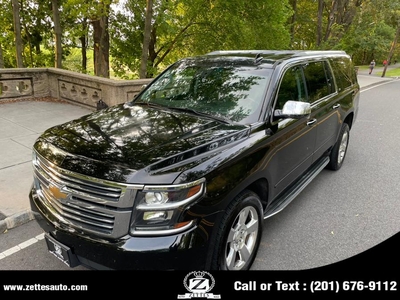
(36, 103, 249, 184)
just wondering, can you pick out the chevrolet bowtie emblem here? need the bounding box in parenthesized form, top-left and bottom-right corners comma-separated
(49, 184, 68, 200)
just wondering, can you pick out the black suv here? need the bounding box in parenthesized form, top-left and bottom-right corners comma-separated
(30, 50, 360, 270)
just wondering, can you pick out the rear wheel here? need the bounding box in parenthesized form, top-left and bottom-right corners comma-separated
(328, 123, 350, 171)
(211, 190, 263, 270)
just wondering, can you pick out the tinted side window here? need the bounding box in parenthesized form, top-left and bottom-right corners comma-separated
(329, 57, 355, 92)
(276, 66, 307, 110)
(303, 61, 335, 103)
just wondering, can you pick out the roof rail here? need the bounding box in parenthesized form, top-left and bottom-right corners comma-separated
(207, 50, 347, 56)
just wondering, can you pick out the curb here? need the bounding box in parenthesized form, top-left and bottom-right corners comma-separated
(0, 210, 34, 232)
(359, 77, 397, 91)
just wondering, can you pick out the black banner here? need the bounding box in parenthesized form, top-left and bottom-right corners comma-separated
(1, 232, 399, 298)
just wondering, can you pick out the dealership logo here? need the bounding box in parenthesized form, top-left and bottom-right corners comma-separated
(178, 271, 221, 299)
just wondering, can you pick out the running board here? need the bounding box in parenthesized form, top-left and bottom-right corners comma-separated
(264, 157, 330, 219)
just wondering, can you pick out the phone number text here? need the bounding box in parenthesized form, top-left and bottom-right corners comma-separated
(310, 281, 397, 293)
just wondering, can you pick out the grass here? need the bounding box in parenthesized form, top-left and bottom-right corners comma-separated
(379, 67, 400, 77)
(63, 48, 136, 80)
(357, 64, 400, 77)
(63, 48, 95, 76)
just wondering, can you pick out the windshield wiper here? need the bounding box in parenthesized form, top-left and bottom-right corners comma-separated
(167, 107, 235, 125)
(134, 102, 235, 125)
(133, 101, 167, 109)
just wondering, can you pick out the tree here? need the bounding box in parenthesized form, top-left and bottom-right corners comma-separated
(291, 0, 362, 49)
(65, 0, 112, 77)
(12, 0, 24, 68)
(17, 0, 54, 67)
(63, 0, 91, 73)
(79, 19, 88, 72)
(111, 0, 292, 79)
(139, 0, 153, 78)
(92, 0, 111, 78)
(2, 0, 398, 78)
(382, 12, 400, 76)
(52, 0, 62, 68)
(0, 44, 4, 68)
(0, 1, 16, 68)
(322, 0, 361, 46)
(316, 0, 324, 46)
(337, 0, 400, 64)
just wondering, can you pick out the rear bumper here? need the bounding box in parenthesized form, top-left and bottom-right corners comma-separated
(30, 185, 210, 270)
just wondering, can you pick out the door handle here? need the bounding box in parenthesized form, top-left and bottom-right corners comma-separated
(307, 119, 317, 126)
(333, 104, 341, 109)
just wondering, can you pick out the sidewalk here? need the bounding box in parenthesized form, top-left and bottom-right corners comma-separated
(0, 73, 396, 232)
(0, 98, 93, 232)
(356, 64, 399, 87)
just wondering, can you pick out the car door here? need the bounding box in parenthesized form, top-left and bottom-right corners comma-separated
(266, 64, 317, 199)
(302, 60, 340, 162)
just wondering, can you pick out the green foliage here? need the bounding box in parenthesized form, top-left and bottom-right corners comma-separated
(110, 0, 292, 78)
(1, 0, 400, 79)
(109, 3, 143, 79)
(339, 21, 395, 64)
(63, 48, 95, 74)
(0, 1, 16, 67)
(335, 0, 400, 64)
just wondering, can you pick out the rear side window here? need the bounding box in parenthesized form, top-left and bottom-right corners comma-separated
(329, 57, 356, 92)
(303, 61, 335, 103)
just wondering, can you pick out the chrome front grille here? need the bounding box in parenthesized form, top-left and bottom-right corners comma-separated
(32, 151, 143, 238)
(34, 153, 123, 203)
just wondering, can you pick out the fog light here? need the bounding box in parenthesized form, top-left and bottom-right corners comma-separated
(143, 211, 168, 221)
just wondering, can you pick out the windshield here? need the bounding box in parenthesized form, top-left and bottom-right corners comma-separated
(133, 58, 272, 124)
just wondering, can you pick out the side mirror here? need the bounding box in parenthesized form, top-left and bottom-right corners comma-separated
(274, 100, 311, 120)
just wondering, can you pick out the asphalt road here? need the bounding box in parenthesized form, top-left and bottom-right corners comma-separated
(253, 79, 400, 270)
(0, 79, 399, 271)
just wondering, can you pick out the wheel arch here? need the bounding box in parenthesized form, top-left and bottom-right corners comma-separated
(245, 178, 269, 211)
(344, 112, 354, 130)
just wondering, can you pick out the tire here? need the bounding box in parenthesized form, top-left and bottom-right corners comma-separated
(328, 123, 350, 171)
(211, 190, 263, 270)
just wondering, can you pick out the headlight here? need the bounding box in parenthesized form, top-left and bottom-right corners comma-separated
(130, 178, 205, 236)
(144, 192, 169, 205)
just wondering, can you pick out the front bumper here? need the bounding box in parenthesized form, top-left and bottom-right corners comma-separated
(30, 185, 210, 270)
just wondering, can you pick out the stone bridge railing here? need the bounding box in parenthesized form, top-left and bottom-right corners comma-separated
(0, 68, 152, 108)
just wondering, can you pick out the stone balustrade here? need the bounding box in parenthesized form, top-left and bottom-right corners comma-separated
(0, 68, 152, 108)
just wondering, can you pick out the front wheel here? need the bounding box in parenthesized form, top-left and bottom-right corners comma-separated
(328, 123, 350, 171)
(211, 190, 263, 270)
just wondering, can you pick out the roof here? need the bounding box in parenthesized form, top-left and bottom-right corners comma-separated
(205, 50, 348, 66)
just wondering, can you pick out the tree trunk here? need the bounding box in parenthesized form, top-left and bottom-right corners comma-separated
(324, 0, 338, 42)
(92, 2, 110, 78)
(80, 19, 88, 72)
(147, 23, 157, 78)
(316, 0, 324, 46)
(140, 0, 153, 79)
(80, 36, 87, 72)
(12, 0, 24, 68)
(0, 44, 4, 68)
(289, 0, 297, 47)
(382, 20, 400, 78)
(52, 0, 62, 68)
